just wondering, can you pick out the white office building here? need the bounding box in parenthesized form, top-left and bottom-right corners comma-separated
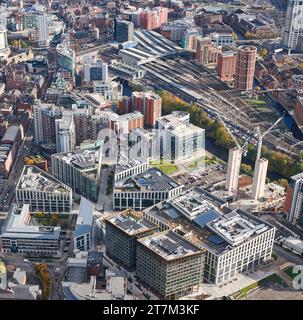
(0, 204, 61, 256)
(36, 13, 49, 47)
(156, 111, 205, 162)
(203, 210, 276, 284)
(143, 187, 276, 285)
(93, 80, 122, 101)
(282, 0, 303, 51)
(114, 167, 182, 210)
(16, 165, 73, 213)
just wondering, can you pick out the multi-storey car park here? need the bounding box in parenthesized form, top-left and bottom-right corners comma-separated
(142, 187, 276, 285)
(16, 165, 73, 213)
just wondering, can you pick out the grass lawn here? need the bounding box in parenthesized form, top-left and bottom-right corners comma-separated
(149, 159, 179, 175)
(238, 273, 287, 299)
(189, 156, 216, 169)
(245, 98, 268, 106)
(283, 266, 297, 280)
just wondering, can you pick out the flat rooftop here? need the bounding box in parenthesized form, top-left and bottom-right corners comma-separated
(114, 167, 181, 192)
(115, 150, 148, 175)
(107, 210, 158, 236)
(207, 211, 270, 247)
(53, 141, 103, 171)
(2, 204, 60, 240)
(75, 197, 94, 237)
(143, 190, 274, 256)
(138, 230, 202, 261)
(169, 187, 226, 220)
(17, 165, 71, 194)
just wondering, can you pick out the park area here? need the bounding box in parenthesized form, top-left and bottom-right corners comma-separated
(149, 159, 179, 175)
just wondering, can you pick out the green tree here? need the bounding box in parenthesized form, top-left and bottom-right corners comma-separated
(10, 40, 19, 48)
(258, 48, 268, 57)
(241, 164, 253, 175)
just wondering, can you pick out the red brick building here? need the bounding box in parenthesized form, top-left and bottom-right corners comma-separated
(235, 45, 257, 91)
(216, 49, 237, 82)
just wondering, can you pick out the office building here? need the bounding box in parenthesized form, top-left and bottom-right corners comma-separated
(55, 111, 76, 153)
(282, 0, 303, 51)
(116, 19, 134, 42)
(57, 43, 76, 78)
(51, 141, 103, 202)
(93, 80, 122, 101)
(129, 128, 158, 160)
(136, 230, 205, 300)
(156, 111, 205, 162)
(74, 197, 94, 252)
(235, 45, 257, 91)
(285, 172, 303, 225)
(226, 147, 242, 192)
(251, 158, 268, 200)
(105, 209, 159, 270)
(16, 165, 73, 213)
(1, 204, 60, 256)
(216, 48, 237, 82)
(143, 187, 275, 285)
(36, 13, 48, 48)
(113, 167, 182, 211)
(203, 209, 275, 284)
(83, 61, 104, 82)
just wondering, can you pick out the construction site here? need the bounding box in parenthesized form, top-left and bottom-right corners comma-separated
(142, 56, 303, 157)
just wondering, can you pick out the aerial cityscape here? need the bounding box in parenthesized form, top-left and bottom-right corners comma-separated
(1, 0, 303, 303)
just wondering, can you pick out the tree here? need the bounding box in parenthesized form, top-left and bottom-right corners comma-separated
(10, 40, 19, 48)
(49, 213, 60, 226)
(274, 179, 289, 189)
(258, 48, 268, 58)
(231, 32, 238, 41)
(20, 41, 29, 49)
(241, 164, 253, 175)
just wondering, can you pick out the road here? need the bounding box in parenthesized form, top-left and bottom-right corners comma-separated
(274, 245, 303, 266)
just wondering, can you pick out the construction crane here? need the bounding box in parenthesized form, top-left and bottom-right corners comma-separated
(254, 114, 284, 163)
(216, 113, 248, 155)
(216, 113, 247, 201)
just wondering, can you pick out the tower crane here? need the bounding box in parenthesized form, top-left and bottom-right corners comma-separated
(254, 114, 284, 163)
(251, 114, 284, 200)
(216, 113, 248, 155)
